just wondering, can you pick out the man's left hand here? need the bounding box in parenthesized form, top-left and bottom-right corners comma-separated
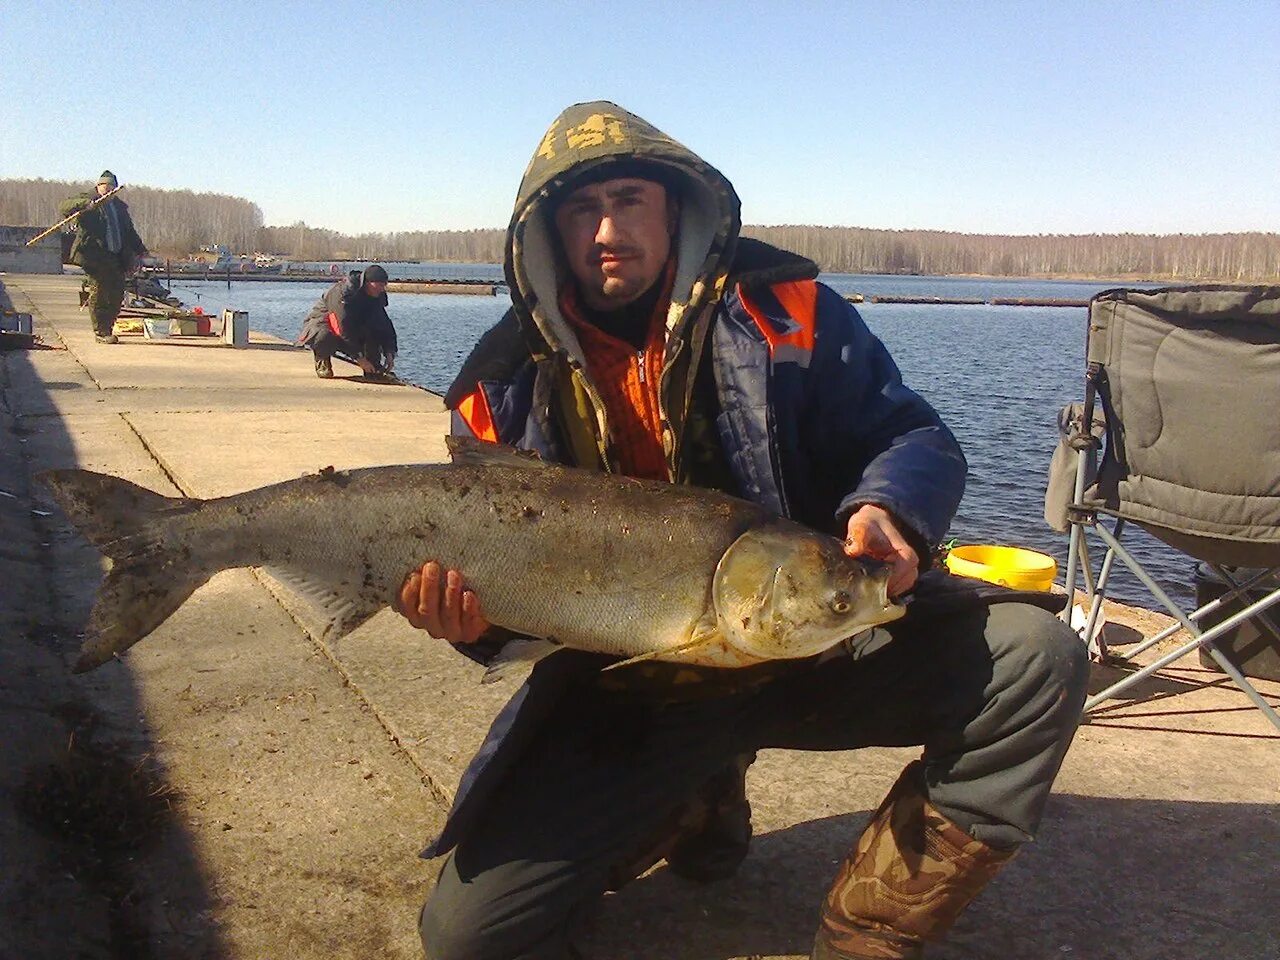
(844, 504, 919, 597)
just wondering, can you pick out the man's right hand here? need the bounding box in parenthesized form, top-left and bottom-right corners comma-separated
(357, 357, 377, 375)
(397, 561, 490, 644)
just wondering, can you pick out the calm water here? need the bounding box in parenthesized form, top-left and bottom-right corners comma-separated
(172, 266, 1188, 606)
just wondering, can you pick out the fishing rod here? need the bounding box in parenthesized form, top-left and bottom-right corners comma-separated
(25, 184, 125, 246)
(330, 349, 430, 393)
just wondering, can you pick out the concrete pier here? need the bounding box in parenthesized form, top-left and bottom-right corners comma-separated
(1, 272, 1277, 960)
(851, 294, 1090, 307)
(0, 226, 61, 274)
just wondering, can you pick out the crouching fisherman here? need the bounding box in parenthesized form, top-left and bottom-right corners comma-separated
(297, 264, 398, 378)
(403, 101, 1089, 960)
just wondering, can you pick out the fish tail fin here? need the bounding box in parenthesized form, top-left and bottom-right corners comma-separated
(74, 559, 208, 673)
(38, 469, 208, 672)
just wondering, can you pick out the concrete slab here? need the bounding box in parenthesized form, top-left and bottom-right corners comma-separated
(8, 273, 449, 419)
(119, 568, 439, 959)
(123, 411, 450, 495)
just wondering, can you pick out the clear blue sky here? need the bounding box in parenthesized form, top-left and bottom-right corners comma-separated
(3, 1, 1276, 236)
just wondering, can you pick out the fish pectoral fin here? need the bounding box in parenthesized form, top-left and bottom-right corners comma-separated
(258, 567, 383, 641)
(600, 627, 724, 672)
(482, 637, 562, 684)
(446, 436, 547, 469)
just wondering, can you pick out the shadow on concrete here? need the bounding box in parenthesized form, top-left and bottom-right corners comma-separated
(0, 295, 227, 958)
(1099, 622, 1144, 646)
(1083, 659, 1280, 741)
(333, 374, 408, 386)
(582, 795, 1280, 960)
(1084, 658, 1203, 701)
(243, 342, 303, 352)
(109, 338, 299, 353)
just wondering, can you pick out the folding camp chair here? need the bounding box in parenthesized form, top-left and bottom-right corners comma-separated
(1047, 285, 1280, 730)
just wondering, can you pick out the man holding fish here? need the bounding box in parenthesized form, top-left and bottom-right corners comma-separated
(40, 102, 1089, 960)
(402, 103, 1089, 960)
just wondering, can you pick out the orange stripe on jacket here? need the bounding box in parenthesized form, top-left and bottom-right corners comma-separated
(738, 280, 818, 357)
(456, 388, 498, 443)
(559, 261, 675, 481)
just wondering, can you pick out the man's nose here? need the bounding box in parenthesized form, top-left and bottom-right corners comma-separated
(595, 214, 620, 246)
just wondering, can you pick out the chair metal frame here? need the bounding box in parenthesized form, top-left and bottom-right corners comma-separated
(1059, 326, 1280, 732)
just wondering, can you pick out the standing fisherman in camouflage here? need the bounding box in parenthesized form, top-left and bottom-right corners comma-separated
(401, 102, 1088, 960)
(59, 171, 148, 344)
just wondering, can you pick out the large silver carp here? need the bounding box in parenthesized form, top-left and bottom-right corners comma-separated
(40, 439, 904, 674)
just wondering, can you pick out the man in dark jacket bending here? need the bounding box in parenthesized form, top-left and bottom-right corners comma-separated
(398, 102, 1088, 960)
(298, 264, 398, 378)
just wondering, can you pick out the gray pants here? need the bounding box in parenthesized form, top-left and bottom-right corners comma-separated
(420, 602, 1088, 960)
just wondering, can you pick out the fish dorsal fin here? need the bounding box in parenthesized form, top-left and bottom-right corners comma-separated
(258, 567, 383, 641)
(446, 436, 548, 470)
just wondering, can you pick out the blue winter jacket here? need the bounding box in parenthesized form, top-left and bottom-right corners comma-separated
(450, 266, 965, 551)
(423, 245, 970, 859)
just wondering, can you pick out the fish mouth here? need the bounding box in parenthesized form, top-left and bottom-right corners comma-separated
(844, 560, 906, 611)
(880, 594, 908, 622)
(873, 573, 908, 622)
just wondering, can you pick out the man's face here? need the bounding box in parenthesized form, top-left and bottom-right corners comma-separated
(553, 177, 677, 311)
(364, 280, 388, 298)
(95, 182, 113, 197)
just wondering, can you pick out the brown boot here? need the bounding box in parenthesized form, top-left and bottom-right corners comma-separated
(812, 763, 1017, 960)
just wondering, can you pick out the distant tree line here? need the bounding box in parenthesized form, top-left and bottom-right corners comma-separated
(255, 222, 505, 264)
(743, 225, 1280, 282)
(3, 177, 1276, 280)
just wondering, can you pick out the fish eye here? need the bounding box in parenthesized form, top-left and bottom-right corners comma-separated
(830, 592, 851, 614)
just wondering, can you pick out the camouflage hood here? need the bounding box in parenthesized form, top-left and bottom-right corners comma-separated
(499, 102, 742, 478)
(504, 101, 743, 472)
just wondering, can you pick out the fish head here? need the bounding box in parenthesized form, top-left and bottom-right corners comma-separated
(712, 522, 905, 661)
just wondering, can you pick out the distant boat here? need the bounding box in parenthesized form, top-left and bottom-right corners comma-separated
(148, 255, 285, 276)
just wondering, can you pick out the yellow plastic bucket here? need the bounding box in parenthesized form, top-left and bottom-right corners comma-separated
(944, 544, 1057, 592)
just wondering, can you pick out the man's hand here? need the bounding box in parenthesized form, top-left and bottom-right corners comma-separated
(844, 504, 919, 597)
(384, 353, 396, 373)
(397, 561, 490, 644)
(357, 357, 377, 375)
